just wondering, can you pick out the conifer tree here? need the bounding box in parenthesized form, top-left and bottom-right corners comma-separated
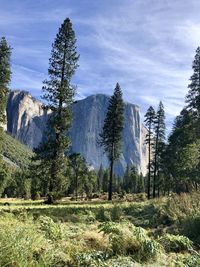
(0, 37, 11, 151)
(165, 109, 197, 193)
(102, 169, 109, 192)
(144, 106, 155, 199)
(32, 18, 79, 200)
(97, 164, 104, 192)
(68, 153, 87, 201)
(123, 164, 131, 193)
(152, 101, 165, 198)
(186, 46, 200, 138)
(99, 83, 124, 200)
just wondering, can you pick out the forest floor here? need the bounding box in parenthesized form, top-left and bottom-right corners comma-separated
(0, 192, 199, 266)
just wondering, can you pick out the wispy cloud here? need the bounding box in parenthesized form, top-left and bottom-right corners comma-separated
(1, 0, 200, 131)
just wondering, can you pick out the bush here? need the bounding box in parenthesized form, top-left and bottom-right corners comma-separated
(85, 211, 96, 223)
(96, 206, 111, 222)
(181, 214, 200, 245)
(0, 217, 53, 266)
(75, 251, 108, 267)
(99, 222, 160, 262)
(39, 215, 63, 241)
(106, 256, 135, 267)
(110, 205, 123, 221)
(159, 234, 193, 253)
(83, 230, 109, 251)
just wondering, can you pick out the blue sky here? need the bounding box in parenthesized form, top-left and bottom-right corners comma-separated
(1, 0, 200, 130)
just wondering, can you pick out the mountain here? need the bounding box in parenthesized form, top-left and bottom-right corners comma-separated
(6, 90, 148, 175)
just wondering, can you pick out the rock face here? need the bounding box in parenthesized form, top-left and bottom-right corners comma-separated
(6, 90, 148, 175)
(6, 90, 49, 149)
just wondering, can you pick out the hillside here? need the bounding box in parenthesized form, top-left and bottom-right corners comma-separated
(2, 131, 33, 168)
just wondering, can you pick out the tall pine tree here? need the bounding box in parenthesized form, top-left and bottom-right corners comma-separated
(0, 37, 11, 150)
(186, 46, 200, 139)
(99, 83, 124, 200)
(144, 106, 155, 199)
(32, 18, 79, 200)
(152, 101, 165, 198)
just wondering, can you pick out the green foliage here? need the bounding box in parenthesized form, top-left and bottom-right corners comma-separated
(110, 205, 123, 221)
(181, 214, 200, 245)
(99, 222, 160, 262)
(6, 168, 31, 198)
(2, 131, 33, 168)
(152, 101, 166, 198)
(0, 216, 52, 266)
(144, 106, 156, 199)
(122, 165, 144, 194)
(39, 216, 63, 241)
(32, 18, 79, 198)
(0, 37, 11, 135)
(99, 83, 124, 200)
(164, 47, 200, 195)
(166, 112, 200, 193)
(186, 46, 200, 127)
(159, 234, 193, 253)
(99, 83, 124, 162)
(96, 206, 111, 222)
(0, 194, 199, 266)
(0, 159, 12, 196)
(75, 251, 108, 267)
(68, 153, 97, 200)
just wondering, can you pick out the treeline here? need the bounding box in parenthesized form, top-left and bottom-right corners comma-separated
(144, 47, 200, 198)
(2, 160, 145, 200)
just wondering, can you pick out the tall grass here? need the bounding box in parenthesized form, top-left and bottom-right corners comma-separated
(0, 193, 200, 266)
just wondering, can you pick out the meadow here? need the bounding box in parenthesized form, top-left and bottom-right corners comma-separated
(0, 192, 200, 267)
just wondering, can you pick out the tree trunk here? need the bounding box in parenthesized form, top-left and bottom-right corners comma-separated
(108, 159, 113, 201)
(147, 128, 151, 199)
(75, 174, 78, 201)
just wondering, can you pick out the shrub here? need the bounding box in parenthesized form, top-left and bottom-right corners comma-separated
(39, 216, 63, 241)
(75, 251, 108, 267)
(85, 211, 96, 223)
(83, 231, 109, 251)
(0, 218, 53, 266)
(181, 214, 200, 245)
(99, 222, 160, 262)
(158, 234, 193, 253)
(96, 206, 111, 222)
(110, 205, 123, 221)
(106, 256, 135, 267)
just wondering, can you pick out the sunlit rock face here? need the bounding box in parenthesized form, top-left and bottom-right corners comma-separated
(6, 90, 49, 149)
(6, 90, 148, 175)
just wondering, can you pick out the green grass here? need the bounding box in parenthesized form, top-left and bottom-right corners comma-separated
(2, 131, 33, 168)
(0, 193, 199, 266)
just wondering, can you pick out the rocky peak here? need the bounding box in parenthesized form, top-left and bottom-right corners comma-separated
(6, 90, 148, 175)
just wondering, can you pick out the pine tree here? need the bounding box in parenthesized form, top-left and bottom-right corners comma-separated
(144, 106, 155, 199)
(99, 83, 124, 200)
(97, 164, 104, 192)
(152, 101, 165, 198)
(123, 164, 131, 193)
(165, 109, 196, 193)
(186, 46, 200, 138)
(68, 153, 87, 201)
(32, 18, 79, 200)
(0, 37, 11, 151)
(102, 169, 109, 192)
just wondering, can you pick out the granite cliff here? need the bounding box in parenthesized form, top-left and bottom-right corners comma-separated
(6, 90, 148, 175)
